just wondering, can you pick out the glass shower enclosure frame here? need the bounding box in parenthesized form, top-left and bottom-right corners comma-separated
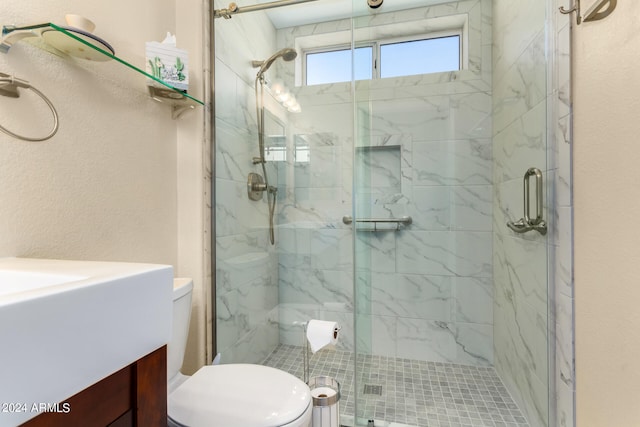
(211, 0, 563, 425)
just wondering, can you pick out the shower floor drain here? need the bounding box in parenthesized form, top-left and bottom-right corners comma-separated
(363, 384, 383, 396)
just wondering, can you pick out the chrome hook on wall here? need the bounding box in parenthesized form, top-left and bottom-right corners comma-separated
(507, 167, 548, 236)
(559, 0, 582, 25)
(560, 0, 617, 25)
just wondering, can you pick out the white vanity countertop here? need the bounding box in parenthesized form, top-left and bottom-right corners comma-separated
(0, 257, 173, 426)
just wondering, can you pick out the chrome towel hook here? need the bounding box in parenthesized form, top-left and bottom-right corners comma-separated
(559, 0, 582, 25)
(507, 167, 547, 236)
(560, 0, 617, 25)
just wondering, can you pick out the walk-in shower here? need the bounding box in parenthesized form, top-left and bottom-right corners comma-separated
(212, 0, 573, 426)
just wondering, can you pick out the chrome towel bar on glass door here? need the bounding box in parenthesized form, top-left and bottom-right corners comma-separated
(507, 167, 547, 235)
(214, 0, 320, 19)
(342, 216, 412, 232)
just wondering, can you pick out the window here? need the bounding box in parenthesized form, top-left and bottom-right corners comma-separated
(303, 33, 461, 86)
(305, 46, 373, 86)
(380, 36, 460, 78)
(264, 144, 287, 162)
(263, 113, 287, 162)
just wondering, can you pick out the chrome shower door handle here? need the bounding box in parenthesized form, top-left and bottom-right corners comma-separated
(524, 167, 544, 226)
(507, 167, 547, 235)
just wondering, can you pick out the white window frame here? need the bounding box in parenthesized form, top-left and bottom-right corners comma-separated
(302, 42, 376, 86)
(375, 29, 463, 79)
(293, 13, 469, 87)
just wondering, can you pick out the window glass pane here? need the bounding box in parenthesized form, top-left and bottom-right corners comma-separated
(380, 36, 460, 78)
(306, 47, 372, 86)
(354, 47, 373, 81)
(306, 49, 350, 85)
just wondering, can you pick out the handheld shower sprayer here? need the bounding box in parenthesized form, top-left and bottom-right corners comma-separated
(248, 47, 298, 245)
(252, 47, 298, 165)
(252, 48, 298, 79)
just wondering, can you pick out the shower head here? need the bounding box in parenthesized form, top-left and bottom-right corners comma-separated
(253, 48, 297, 78)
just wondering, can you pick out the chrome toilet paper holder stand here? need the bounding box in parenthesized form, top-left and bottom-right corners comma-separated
(294, 320, 341, 384)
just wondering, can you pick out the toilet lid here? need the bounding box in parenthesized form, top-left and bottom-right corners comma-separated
(169, 364, 311, 427)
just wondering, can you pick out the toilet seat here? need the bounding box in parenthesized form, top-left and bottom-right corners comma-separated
(168, 364, 312, 427)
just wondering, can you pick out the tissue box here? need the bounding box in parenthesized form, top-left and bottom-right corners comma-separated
(145, 41, 189, 92)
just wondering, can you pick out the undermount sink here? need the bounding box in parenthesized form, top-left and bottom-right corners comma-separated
(0, 257, 173, 426)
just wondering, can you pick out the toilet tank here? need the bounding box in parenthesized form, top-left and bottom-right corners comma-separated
(168, 278, 193, 385)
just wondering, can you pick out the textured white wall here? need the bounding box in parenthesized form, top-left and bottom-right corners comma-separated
(176, 1, 208, 374)
(574, 1, 640, 426)
(0, 1, 215, 377)
(0, 2, 179, 263)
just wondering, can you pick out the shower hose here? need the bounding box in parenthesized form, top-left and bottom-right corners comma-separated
(255, 74, 277, 245)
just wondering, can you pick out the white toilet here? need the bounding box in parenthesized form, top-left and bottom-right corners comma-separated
(168, 278, 312, 427)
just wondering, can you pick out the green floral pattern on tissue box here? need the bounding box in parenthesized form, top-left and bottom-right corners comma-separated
(145, 42, 188, 91)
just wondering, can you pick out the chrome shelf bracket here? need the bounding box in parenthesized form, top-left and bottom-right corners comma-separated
(507, 167, 547, 236)
(583, 0, 617, 22)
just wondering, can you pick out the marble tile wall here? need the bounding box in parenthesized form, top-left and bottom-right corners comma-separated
(491, 0, 549, 421)
(214, 2, 282, 364)
(552, 2, 574, 427)
(213, 2, 573, 426)
(276, 0, 495, 367)
(492, 0, 574, 426)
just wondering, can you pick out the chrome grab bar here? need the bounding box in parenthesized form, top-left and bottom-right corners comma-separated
(507, 167, 547, 235)
(342, 216, 412, 232)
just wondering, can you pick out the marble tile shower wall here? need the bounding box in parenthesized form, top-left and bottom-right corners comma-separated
(211, 1, 573, 426)
(276, 0, 495, 367)
(214, 6, 283, 365)
(491, 0, 574, 426)
(552, 2, 574, 427)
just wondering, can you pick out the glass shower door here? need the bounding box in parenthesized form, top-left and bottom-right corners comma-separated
(350, 1, 550, 426)
(211, 0, 554, 425)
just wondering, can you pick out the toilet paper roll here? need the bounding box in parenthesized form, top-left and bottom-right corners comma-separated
(311, 386, 338, 399)
(306, 320, 340, 353)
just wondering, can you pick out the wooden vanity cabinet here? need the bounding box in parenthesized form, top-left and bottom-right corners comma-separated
(22, 346, 167, 427)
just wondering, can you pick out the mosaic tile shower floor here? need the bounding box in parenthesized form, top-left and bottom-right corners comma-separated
(262, 345, 530, 427)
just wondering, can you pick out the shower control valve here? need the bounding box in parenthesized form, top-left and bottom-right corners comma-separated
(247, 172, 266, 201)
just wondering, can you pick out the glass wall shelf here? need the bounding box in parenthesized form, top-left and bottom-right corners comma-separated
(1, 23, 203, 119)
